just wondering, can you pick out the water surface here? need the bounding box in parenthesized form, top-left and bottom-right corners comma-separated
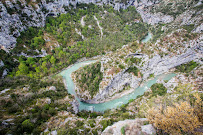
(142, 33, 152, 43)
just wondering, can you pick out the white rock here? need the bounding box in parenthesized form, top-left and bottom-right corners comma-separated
(49, 86, 56, 91)
(0, 60, 4, 67)
(2, 69, 8, 77)
(102, 118, 155, 135)
(50, 130, 57, 135)
(0, 89, 10, 95)
(193, 23, 203, 33)
(81, 16, 86, 27)
(141, 124, 156, 135)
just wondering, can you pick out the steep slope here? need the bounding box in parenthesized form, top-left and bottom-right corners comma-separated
(1, 0, 201, 50)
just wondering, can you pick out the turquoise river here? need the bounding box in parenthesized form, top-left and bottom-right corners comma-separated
(60, 60, 176, 112)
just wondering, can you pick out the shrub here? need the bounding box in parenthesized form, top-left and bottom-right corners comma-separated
(121, 126, 125, 135)
(99, 119, 114, 131)
(75, 120, 84, 127)
(8, 103, 20, 113)
(143, 121, 149, 125)
(151, 83, 167, 96)
(182, 24, 195, 32)
(125, 66, 140, 76)
(146, 84, 203, 135)
(22, 119, 34, 133)
(48, 107, 57, 115)
(175, 61, 198, 73)
(119, 64, 125, 69)
(128, 99, 134, 103)
(88, 119, 95, 128)
(147, 101, 202, 134)
(149, 73, 154, 78)
(122, 112, 130, 119)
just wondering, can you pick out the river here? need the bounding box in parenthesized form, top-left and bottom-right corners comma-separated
(60, 60, 176, 112)
(141, 33, 152, 43)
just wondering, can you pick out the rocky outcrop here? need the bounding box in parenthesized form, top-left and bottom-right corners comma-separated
(0, 0, 46, 50)
(102, 118, 156, 135)
(70, 99, 79, 114)
(17, 48, 47, 57)
(193, 23, 203, 33)
(0, 60, 4, 67)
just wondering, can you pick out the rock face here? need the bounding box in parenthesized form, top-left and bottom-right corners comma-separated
(71, 99, 79, 114)
(134, 0, 174, 25)
(102, 118, 156, 135)
(193, 23, 203, 33)
(0, 0, 46, 50)
(141, 124, 156, 135)
(141, 45, 203, 80)
(0, 0, 176, 50)
(0, 60, 4, 67)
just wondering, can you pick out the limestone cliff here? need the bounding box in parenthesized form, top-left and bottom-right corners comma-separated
(2, 0, 199, 50)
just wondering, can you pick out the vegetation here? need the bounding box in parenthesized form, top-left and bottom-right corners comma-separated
(125, 56, 141, 66)
(149, 73, 154, 79)
(150, 1, 196, 18)
(134, 84, 203, 134)
(147, 94, 202, 134)
(13, 27, 45, 55)
(182, 24, 195, 33)
(99, 119, 115, 130)
(125, 66, 140, 76)
(0, 76, 73, 134)
(151, 83, 167, 96)
(74, 62, 103, 98)
(121, 126, 126, 135)
(150, 25, 164, 43)
(175, 61, 198, 73)
(77, 110, 102, 119)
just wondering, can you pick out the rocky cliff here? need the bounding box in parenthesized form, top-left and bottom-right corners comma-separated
(1, 0, 193, 50)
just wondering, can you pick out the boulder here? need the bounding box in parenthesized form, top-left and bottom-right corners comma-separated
(141, 124, 156, 135)
(102, 118, 156, 135)
(49, 86, 56, 91)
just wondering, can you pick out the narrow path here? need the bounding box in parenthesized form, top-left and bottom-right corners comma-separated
(81, 16, 86, 27)
(75, 28, 84, 39)
(94, 15, 103, 38)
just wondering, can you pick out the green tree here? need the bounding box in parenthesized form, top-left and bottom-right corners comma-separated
(50, 56, 56, 65)
(86, 52, 90, 57)
(58, 50, 65, 59)
(16, 62, 29, 76)
(26, 57, 35, 65)
(22, 119, 34, 133)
